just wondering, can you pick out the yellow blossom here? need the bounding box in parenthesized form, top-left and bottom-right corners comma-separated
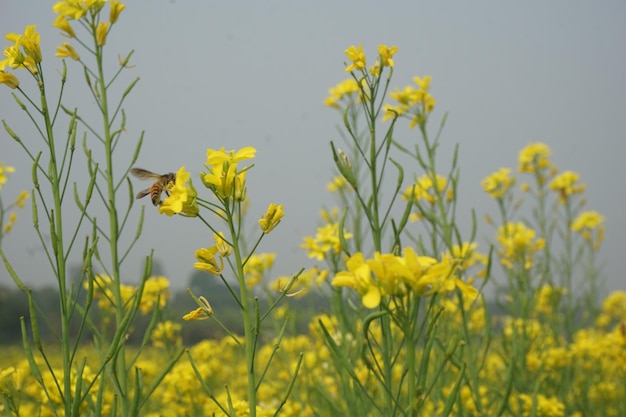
(327, 175, 348, 192)
(572, 210, 605, 249)
(344, 44, 366, 73)
(202, 147, 255, 200)
(151, 321, 182, 349)
(518, 142, 552, 174)
(96, 21, 110, 46)
(183, 307, 211, 321)
(259, 203, 284, 234)
(159, 166, 198, 217)
(481, 168, 515, 199)
(497, 222, 545, 269)
(3, 212, 17, 234)
(55, 42, 80, 60)
(378, 44, 398, 67)
(332, 252, 381, 308)
(0, 163, 15, 189)
(300, 222, 352, 261)
(213, 232, 231, 257)
(52, 15, 75, 38)
(324, 78, 360, 108)
(194, 246, 223, 275)
(549, 170, 586, 203)
(109, 0, 126, 24)
(15, 190, 29, 208)
(0, 71, 19, 89)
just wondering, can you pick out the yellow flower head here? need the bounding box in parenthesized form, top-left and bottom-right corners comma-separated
(53, 0, 106, 20)
(497, 222, 545, 269)
(53, 15, 76, 38)
(481, 168, 515, 199)
(194, 246, 224, 275)
(96, 21, 110, 46)
(259, 202, 284, 234)
(213, 232, 231, 257)
(159, 166, 198, 217)
(0, 71, 19, 88)
(332, 252, 381, 309)
(549, 170, 586, 203)
(202, 147, 256, 200)
(300, 222, 352, 261)
(109, 0, 126, 24)
(55, 42, 80, 60)
(1, 25, 41, 73)
(0, 163, 15, 189)
(344, 44, 366, 73)
(571, 210, 605, 249)
(518, 142, 552, 174)
(378, 44, 398, 68)
(324, 78, 360, 108)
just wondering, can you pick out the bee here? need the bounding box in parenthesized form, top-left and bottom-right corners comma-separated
(130, 168, 176, 206)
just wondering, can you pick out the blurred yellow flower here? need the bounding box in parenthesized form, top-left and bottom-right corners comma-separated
(96, 21, 110, 46)
(109, 0, 126, 24)
(482, 168, 515, 199)
(332, 252, 381, 308)
(378, 44, 398, 68)
(324, 78, 359, 108)
(518, 142, 552, 174)
(572, 210, 605, 249)
(0, 163, 15, 189)
(549, 170, 586, 203)
(52, 15, 75, 38)
(3, 212, 17, 234)
(497, 222, 545, 269)
(194, 246, 223, 275)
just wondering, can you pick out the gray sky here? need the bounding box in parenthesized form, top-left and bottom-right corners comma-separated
(1, 1, 625, 295)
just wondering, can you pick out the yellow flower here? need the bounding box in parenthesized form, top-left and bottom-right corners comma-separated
(159, 166, 198, 217)
(549, 170, 586, 203)
(497, 222, 545, 269)
(259, 203, 284, 234)
(96, 21, 110, 46)
(109, 0, 126, 24)
(571, 210, 605, 249)
(481, 168, 515, 199)
(139, 276, 170, 314)
(244, 253, 276, 288)
(0, 163, 15, 189)
(202, 147, 256, 200)
(52, 15, 75, 38)
(3, 212, 17, 234)
(194, 246, 223, 275)
(55, 42, 80, 60)
(183, 307, 211, 321)
(344, 44, 366, 72)
(518, 142, 552, 173)
(332, 252, 381, 308)
(0, 71, 19, 89)
(1, 26, 41, 73)
(15, 190, 29, 208)
(324, 78, 360, 108)
(151, 321, 182, 349)
(300, 222, 352, 261)
(53, 0, 88, 19)
(213, 232, 231, 256)
(378, 44, 398, 68)
(327, 175, 348, 192)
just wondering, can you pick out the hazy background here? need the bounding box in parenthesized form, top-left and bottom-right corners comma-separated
(1, 1, 624, 295)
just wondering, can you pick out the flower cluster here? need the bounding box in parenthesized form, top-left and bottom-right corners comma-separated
(497, 222, 545, 269)
(383, 75, 436, 128)
(300, 222, 352, 261)
(0, 25, 43, 88)
(482, 167, 516, 199)
(201, 147, 255, 201)
(331, 248, 477, 309)
(159, 166, 198, 217)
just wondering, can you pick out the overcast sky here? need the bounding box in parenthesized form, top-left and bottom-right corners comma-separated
(1, 1, 624, 297)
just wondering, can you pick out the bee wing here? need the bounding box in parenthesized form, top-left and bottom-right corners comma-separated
(131, 168, 162, 180)
(136, 188, 152, 199)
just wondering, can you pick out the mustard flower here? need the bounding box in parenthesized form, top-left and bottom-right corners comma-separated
(259, 203, 284, 234)
(53, 0, 106, 20)
(378, 44, 398, 68)
(332, 252, 381, 309)
(518, 142, 552, 173)
(244, 253, 276, 289)
(52, 15, 75, 38)
(183, 296, 213, 320)
(518, 393, 565, 417)
(0, 71, 19, 89)
(324, 78, 360, 108)
(15, 190, 29, 208)
(3, 212, 18, 234)
(535, 285, 567, 315)
(151, 321, 182, 349)
(384, 76, 436, 127)
(1, 26, 41, 73)
(202, 147, 255, 200)
(549, 170, 586, 203)
(96, 21, 110, 46)
(327, 175, 348, 192)
(571, 210, 605, 249)
(344, 44, 366, 73)
(159, 166, 198, 217)
(109, 0, 126, 24)
(0, 163, 15, 189)
(300, 222, 352, 261)
(481, 168, 515, 199)
(194, 246, 223, 275)
(497, 222, 545, 269)
(213, 232, 231, 257)
(55, 42, 80, 60)
(403, 174, 449, 204)
(139, 276, 170, 314)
